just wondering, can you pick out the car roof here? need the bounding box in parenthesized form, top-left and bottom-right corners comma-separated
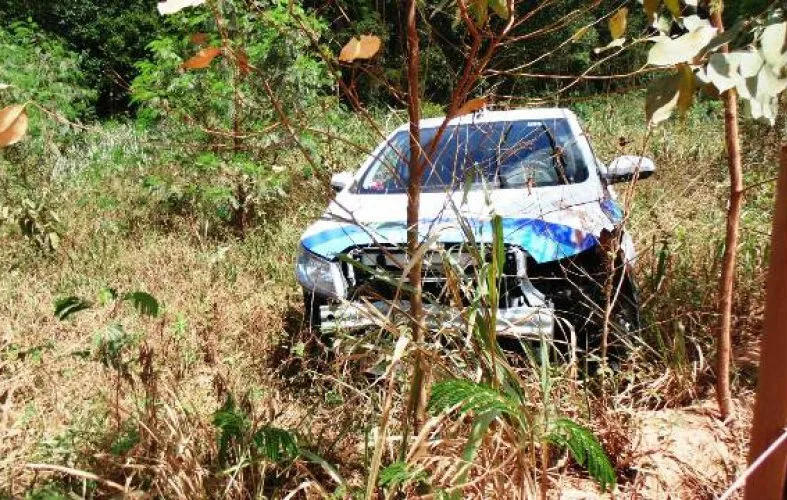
(393, 108, 575, 132)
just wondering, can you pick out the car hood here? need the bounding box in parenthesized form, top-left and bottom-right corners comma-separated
(300, 184, 623, 264)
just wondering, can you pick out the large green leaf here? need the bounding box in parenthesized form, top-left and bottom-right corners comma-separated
(213, 395, 250, 464)
(454, 410, 499, 486)
(676, 64, 696, 116)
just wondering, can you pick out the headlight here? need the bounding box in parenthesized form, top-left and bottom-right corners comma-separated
(296, 245, 347, 298)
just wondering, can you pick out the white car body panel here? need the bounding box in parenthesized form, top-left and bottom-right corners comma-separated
(300, 108, 634, 265)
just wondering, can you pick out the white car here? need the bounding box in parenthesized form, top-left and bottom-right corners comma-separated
(296, 108, 654, 349)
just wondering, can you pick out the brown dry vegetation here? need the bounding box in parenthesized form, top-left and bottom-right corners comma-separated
(0, 93, 780, 498)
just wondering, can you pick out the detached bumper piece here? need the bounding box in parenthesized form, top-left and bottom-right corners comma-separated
(320, 300, 554, 340)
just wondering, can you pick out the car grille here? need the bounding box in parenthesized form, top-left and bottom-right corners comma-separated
(341, 245, 526, 307)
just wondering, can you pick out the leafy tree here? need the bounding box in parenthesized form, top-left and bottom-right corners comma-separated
(0, 21, 96, 123)
(132, 0, 331, 134)
(1, 0, 164, 115)
(133, 0, 334, 235)
(0, 21, 97, 253)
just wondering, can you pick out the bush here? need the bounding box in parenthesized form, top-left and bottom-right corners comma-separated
(0, 21, 96, 123)
(0, 0, 164, 115)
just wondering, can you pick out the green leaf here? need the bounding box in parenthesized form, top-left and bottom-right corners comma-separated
(94, 324, 138, 372)
(213, 395, 250, 464)
(455, 410, 499, 486)
(429, 379, 520, 422)
(380, 461, 409, 488)
(97, 287, 118, 306)
(122, 291, 160, 317)
(491, 214, 505, 275)
(110, 428, 140, 456)
(379, 461, 427, 490)
(676, 64, 696, 117)
(54, 296, 92, 321)
(548, 418, 616, 491)
(251, 426, 299, 462)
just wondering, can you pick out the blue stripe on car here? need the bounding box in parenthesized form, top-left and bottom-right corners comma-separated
(301, 216, 599, 264)
(600, 199, 624, 223)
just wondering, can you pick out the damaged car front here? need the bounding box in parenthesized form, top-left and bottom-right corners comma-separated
(296, 108, 654, 349)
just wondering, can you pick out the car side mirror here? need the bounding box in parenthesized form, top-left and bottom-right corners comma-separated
(604, 155, 656, 184)
(330, 171, 354, 193)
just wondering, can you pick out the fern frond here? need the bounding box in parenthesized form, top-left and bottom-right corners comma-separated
(251, 426, 298, 462)
(429, 379, 520, 421)
(548, 418, 616, 491)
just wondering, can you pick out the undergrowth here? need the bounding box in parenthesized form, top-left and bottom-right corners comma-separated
(0, 90, 777, 497)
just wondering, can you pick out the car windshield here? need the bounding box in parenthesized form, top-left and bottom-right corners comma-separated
(357, 118, 588, 194)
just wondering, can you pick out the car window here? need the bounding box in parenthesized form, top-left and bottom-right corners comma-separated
(357, 119, 588, 194)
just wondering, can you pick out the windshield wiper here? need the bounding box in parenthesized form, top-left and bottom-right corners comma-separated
(540, 125, 569, 185)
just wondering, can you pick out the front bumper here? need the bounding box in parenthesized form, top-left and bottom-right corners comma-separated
(319, 300, 554, 339)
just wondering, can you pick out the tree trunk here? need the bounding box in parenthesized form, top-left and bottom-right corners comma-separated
(710, 8, 741, 420)
(403, 0, 429, 433)
(743, 146, 787, 499)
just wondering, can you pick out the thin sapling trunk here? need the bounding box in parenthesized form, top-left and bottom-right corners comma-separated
(711, 7, 742, 420)
(403, 0, 430, 433)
